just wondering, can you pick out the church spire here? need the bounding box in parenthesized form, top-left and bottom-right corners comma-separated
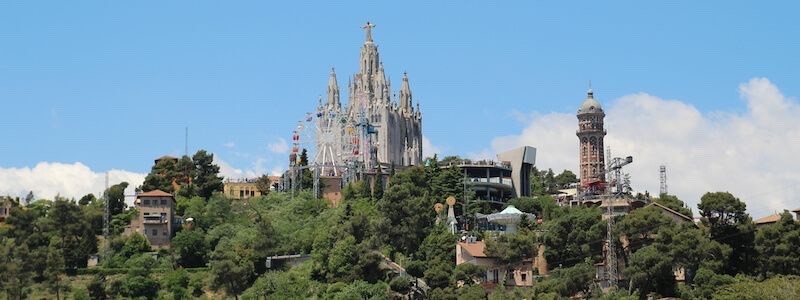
(358, 22, 380, 90)
(327, 67, 340, 108)
(399, 72, 413, 113)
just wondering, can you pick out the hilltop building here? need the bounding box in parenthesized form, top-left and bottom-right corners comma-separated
(315, 22, 423, 172)
(440, 146, 536, 208)
(129, 190, 177, 249)
(0, 196, 17, 222)
(577, 89, 607, 192)
(455, 239, 537, 288)
(223, 178, 263, 200)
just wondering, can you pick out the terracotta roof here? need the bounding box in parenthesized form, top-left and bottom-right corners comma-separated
(754, 213, 782, 225)
(458, 241, 489, 258)
(137, 190, 174, 197)
(155, 155, 178, 161)
(648, 202, 694, 223)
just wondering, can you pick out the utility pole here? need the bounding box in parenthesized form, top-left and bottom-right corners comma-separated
(604, 155, 632, 289)
(659, 165, 668, 195)
(103, 172, 109, 240)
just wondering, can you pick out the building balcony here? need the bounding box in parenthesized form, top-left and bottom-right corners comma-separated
(143, 216, 167, 224)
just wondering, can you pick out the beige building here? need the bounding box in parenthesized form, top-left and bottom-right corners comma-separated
(455, 239, 536, 288)
(223, 179, 263, 200)
(129, 190, 176, 249)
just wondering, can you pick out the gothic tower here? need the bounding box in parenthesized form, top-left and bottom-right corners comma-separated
(577, 88, 606, 189)
(339, 22, 423, 168)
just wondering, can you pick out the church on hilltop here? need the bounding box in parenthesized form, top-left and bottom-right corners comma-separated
(318, 22, 423, 170)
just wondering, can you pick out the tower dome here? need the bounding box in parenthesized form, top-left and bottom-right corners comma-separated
(578, 89, 603, 114)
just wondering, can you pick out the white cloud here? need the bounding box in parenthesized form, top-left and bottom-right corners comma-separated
(0, 162, 145, 202)
(491, 78, 800, 218)
(224, 141, 236, 148)
(268, 138, 289, 154)
(422, 135, 442, 159)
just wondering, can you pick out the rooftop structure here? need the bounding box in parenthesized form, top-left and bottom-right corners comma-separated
(477, 205, 536, 233)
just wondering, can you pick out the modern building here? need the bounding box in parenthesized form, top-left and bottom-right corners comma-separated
(576, 89, 607, 193)
(129, 190, 176, 249)
(441, 146, 536, 208)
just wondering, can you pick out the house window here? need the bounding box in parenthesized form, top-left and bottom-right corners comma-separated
(521, 273, 527, 282)
(143, 199, 150, 205)
(151, 229, 157, 236)
(160, 199, 167, 205)
(162, 230, 168, 236)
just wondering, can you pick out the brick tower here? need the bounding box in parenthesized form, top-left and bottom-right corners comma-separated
(577, 88, 606, 191)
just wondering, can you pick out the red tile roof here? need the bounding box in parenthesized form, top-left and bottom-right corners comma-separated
(458, 241, 489, 258)
(754, 213, 782, 225)
(137, 190, 174, 197)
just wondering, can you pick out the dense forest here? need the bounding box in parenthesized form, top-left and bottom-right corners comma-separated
(1, 154, 799, 299)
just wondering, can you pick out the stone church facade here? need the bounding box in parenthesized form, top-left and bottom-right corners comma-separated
(320, 22, 423, 169)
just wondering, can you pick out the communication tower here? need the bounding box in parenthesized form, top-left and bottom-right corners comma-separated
(659, 165, 668, 195)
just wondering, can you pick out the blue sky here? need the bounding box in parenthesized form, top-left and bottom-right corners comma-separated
(1, 1, 799, 214)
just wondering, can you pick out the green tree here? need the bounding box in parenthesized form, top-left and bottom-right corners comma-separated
(254, 174, 272, 196)
(375, 166, 434, 255)
(142, 158, 179, 193)
(78, 193, 96, 206)
(755, 211, 800, 276)
(660, 225, 730, 284)
(86, 275, 107, 300)
(209, 237, 255, 300)
(614, 206, 674, 254)
(298, 149, 314, 190)
(697, 192, 755, 275)
(48, 199, 97, 271)
(530, 167, 545, 196)
(625, 245, 676, 298)
(175, 155, 197, 198)
(193, 150, 224, 199)
(711, 275, 800, 300)
(454, 263, 487, 285)
(554, 169, 578, 189)
(507, 195, 561, 220)
(0, 239, 33, 299)
(533, 261, 595, 297)
(172, 229, 208, 268)
(543, 207, 605, 268)
(25, 191, 34, 206)
(43, 245, 68, 300)
(654, 194, 693, 218)
(389, 275, 412, 294)
(162, 269, 190, 299)
(680, 267, 735, 299)
(542, 169, 557, 194)
(104, 182, 129, 216)
(485, 229, 537, 263)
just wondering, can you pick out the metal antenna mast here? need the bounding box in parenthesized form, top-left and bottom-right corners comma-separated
(603, 155, 633, 289)
(659, 165, 668, 195)
(103, 172, 109, 239)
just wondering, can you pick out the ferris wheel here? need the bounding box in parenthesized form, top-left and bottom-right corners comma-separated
(290, 104, 360, 177)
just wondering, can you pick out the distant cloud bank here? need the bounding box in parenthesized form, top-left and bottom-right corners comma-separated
(0, 162, 144, 201)
(491, 77, 800, 217)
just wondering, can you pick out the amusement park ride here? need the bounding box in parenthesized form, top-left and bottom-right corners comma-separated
(286, 91, 380, 198)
